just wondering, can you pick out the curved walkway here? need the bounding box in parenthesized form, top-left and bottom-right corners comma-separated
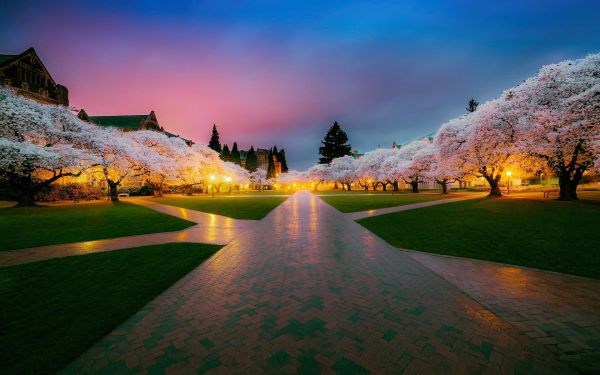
(0, 198, 257, 266)
(347, 193, 485, 220)
(408, 251, 600, 371)
(63, 191, 569, 374)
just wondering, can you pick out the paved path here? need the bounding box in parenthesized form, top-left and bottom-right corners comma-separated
(64, 191, 570, 374)
(408, 251, 600, 372)
(0, 199, 257, 266)
(347, 193, 485, 220)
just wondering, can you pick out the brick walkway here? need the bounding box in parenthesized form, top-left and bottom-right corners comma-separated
(63, 191, 570, 374)
(0, 199, 257, 266)
(346, 193, 485, 220)
(408, 251, 600, 373)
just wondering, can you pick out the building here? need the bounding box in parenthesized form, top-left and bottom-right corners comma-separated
(239, 148, 282, 174)
(0, 47, 69, 106)
(77, 109, 193, 145)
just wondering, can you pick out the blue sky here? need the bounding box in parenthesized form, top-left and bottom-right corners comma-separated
(1, 0, 599, 168)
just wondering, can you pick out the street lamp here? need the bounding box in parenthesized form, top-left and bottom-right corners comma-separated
(210, 175, 216, 197)
(224, 176, 232, 194)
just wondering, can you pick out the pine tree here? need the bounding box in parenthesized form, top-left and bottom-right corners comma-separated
(278, 149, 289, 173)
(466, 98, 479, 113)
(221, 144, 231, 161)
(245, 146, 258, 172)
(208, 124, 222, 153)
(231, 142, 241, 165)
(267, 147, 275, 179)
(318, 121, 352, 164)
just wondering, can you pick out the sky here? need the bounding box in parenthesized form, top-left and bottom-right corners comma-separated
(1, 1, 600, 169)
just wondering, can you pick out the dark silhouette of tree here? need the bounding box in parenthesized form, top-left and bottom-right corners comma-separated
(319, 121, 352, 164)
(466, 98, 479, 113)
(231, 142, 241, 165)
(208, 124, 222, 153)
(245, 146, 258, 172)
(278, 149, 289, 173)
(221, 144, 231, 161)
(267, 147, 276, 179)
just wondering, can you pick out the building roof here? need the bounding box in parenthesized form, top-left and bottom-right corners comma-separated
(0, 54, 18, 65)
(89, 115, 148, 129)
(165, 131, 193, 145)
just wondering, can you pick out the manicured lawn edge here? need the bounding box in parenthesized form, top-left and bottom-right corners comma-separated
(357, 197, 600, 279)
(0, 201, 195, 251)
(0, 242, 222, 374)
(154, 195, 288, 220)
(320, 193, 465, 213)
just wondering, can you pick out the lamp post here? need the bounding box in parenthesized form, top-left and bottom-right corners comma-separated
(224, 176, 232, 194)
(210, 175, 216, 198)
(506, 171, 512, 195)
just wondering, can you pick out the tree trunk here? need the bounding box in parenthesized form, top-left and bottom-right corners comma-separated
(441, 181, 448, 194)
(410, 181, 419, 193)
(108, 181, 119, 202)
(393, 181, 399, 192)
(16, 189, 36, 206)
(346, 183, 352, 191)
(382, 183, 387, 191)
(485, 175, 502, 197)
(558, 174, 579, 200)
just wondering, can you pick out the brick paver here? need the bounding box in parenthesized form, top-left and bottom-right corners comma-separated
(408, 251, 600, 372)
(0, 200, 257, 266)
(63, 191, 571, 374)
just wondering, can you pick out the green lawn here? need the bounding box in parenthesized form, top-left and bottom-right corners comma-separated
(358, 197, 600, 278)
(154, 194, 288, 219)
(0, 242, 221, 375)
(0, 202, 195, 251)
(320, 192, 468, 213)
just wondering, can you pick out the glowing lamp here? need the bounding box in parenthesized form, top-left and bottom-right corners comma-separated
(506, 171, 512, 177)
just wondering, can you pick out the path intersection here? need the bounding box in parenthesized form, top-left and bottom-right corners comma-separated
(49, 191, 599, 374)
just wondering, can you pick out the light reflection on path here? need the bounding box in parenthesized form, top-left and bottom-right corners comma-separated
(0, 198, 258, 266)
(65, 191, 570, 374)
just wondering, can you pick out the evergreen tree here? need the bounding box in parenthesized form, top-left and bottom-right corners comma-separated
(466, 98, 479, 113)
(221, 144, 231, 161)
(208, 124, 222, 153)
(245, 146, 258, 172)
(231, 142, 241, 165)
(278, 149, 289, 173)
(267, 147, 276, 179)
(318, 121, 352, 164)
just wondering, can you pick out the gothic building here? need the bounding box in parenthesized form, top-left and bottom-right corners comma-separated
(0, 47, 69, 106)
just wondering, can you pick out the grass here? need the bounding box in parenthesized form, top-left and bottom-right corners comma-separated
(0, 242, 221, 375)
(320, 192, 470, 213)
(358, 196, 600, 278)
(236, 190, 295, 195)
(154, 194, 288, 220)
(0, 201, 195, 251)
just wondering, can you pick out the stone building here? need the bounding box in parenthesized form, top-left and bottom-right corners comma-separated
(0, 47, 69, 106)
(239, 148, 282, 174)
(77, 109, 193, 145)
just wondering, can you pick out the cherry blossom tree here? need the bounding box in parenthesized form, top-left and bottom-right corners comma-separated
(127, 130, 184, 196)
(305, 163, 329, 191)
(513, 54, 600, 200)
(249, 168, 268, 191)
(0, 87, 98, 205)
(355, 149, 393, 190)
(329, 155, 357, 190)
(396, 140, 435, 193)
(89, 128, 147, 201)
